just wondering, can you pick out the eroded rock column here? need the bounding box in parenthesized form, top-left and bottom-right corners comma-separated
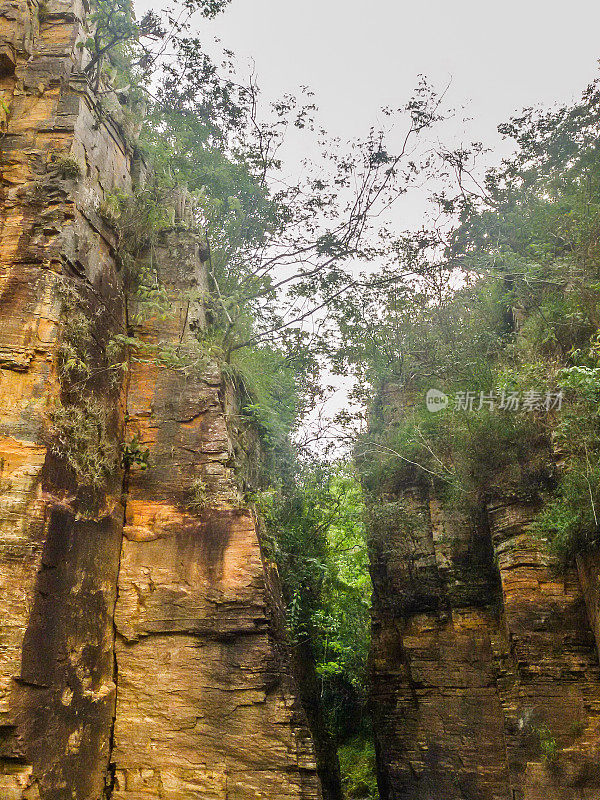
(488, 499, 600, 800)
(368, 483, 509, 800)
(110, 228, 322, 799)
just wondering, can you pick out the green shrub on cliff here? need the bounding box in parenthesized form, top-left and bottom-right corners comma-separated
(49, 401, 118, 492)
(530, 362, 600, 559)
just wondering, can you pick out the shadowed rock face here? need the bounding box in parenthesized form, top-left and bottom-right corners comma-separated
(368, 390, 600, 800)
(0, 2, 322, 798)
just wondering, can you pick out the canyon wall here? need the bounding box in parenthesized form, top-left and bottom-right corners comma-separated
(0, 2, 322, 798)
(9, 3, 600, 800)
(368, 387, 600, 800)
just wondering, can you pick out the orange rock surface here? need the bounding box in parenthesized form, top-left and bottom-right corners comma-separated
(0, 3, 322, 798)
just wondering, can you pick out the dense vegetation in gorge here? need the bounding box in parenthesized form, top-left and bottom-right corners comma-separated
(341, 81, 600, 567)
(85, 0, 600, 796)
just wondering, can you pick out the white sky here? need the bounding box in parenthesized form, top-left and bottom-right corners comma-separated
(189, 0, 600, 247)
(137, 0, 600, 252)
(203, 0, 600, 159)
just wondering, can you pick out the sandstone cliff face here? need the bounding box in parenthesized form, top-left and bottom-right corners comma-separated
(110, 229, 322, 800)
(0, 3, 322, 798)
(368, 390, 600, 800)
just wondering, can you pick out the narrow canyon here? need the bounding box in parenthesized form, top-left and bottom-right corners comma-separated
(2, 2, 600, 800)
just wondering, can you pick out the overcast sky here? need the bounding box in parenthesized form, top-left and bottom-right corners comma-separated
(134, 0, 600, 231)
(180, 0, 600, 237)
(203, 0, 600, 152)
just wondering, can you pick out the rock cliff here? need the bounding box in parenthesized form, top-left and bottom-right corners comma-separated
(367, 386, 600, 800)
(0, 2, 322, 798)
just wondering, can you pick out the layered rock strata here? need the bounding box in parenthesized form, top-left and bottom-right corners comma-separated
(110, 228, 322, 800)
(368, 391, 600, 800)
(0, 2, 322, 798)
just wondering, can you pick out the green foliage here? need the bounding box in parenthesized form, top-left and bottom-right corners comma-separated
(529, 361, 600, 559)
(260, 464, 372, 743)
(50, 401, 118, 491)
(354, 303, 551, 519)
(56, 281, 127, 391)
(186, 478, 209, 513)
(337, 735, 379, 800)
(120, 436, 150, 470)
(139, 103, 275, 255)
(84, 0, 164, 89)
(140, 48, 446, 364)
(534, 725, 559, 765)
(57, 304, 93, 384)
(217, 339, 323, 489)
(229, 345, 300, 453)
(52, 279, 126, 510)
(104, 186, 173, 297)
(54, 155, 83, 180)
